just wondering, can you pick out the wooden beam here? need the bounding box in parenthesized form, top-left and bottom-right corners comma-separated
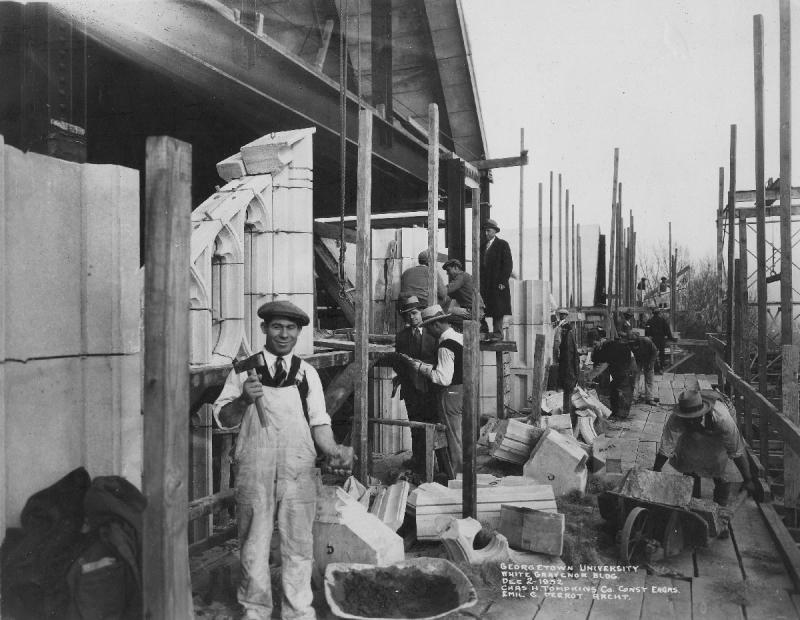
(558, 175, 563, 307)
(608, 149, 619, 310)
(572, 204, 576, 306)
(733, 259, 743, 377)
(758, 502, 800, 592)
(735, 186, 800, 202)
(313, 221, 357, 244)
(518, 128, 525, 280)
(529, 334, 546, 423)
(727, 125, 737, 367)
(472, 152, 529, 170)
(313, 237, 356, 325)
(428, 103, 439, 306)
(577, 225, 582, 306)
(463, 185, 481, 518)
(783, 345, 800, 506)
(738, 210, 748, 378)
(565, 188, 570, 309)
(445, 157, 466, 265)
(617, 183, 623, 311)
(753, 13, 768, 399)
(717, 167, 725, 324)
(549, 171, 553, 287)
(353, 110, 372, 483)
(142, 136, 192, 619)
(538, 182, 543, 280)
(735, 204, 800, 218)
(315, 19, 335, 71)
(779, 0, 793, 344)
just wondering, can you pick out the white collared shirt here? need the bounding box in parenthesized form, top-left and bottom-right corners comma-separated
(429, 327, 464, 386)
(212, 347, 331, 429)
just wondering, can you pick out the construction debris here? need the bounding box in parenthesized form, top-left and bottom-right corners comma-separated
(447, 474, 530, 489)
(688, 497, 724, 537)
(490, 418, 543, 464)
(541, 413, 573, 437)
(498, 505, 565, 556)
(440, 517, 511, 563)
(407, 482, 557, 540)
(572, 386, 612, 419)
(574, 409, 598, 445)
(368, 481, 410, 532)
(523, 429, 588, 497)
(343, 475, 373, 509)
(313, 487, 404, 585)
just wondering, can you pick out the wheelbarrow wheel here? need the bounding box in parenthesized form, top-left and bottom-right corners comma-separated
(620, 507, 655, 564)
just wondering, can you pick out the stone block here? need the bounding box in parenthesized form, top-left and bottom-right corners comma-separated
(247, 231, 274, 295)
(190, 308, 212, 366)
(498, 505, 565, 555)
(240, 129, 316, 175)
(216, 152, 246, 181)
(541, 413, 573, 436)
(219, 262, 245, 319)
(687, 497, 723, 537)
(313, 485, 404, 586)
(399, 228, 428, 258)
(509, 368, 533, 413)
(618, 469, 694, 507)
(371, 229, 398, 257)
(371, 258, 402, 302)
(440, 517, 510, 564)
(369, 481, 410, 531)
(490, 418, 543, 465)
(271, 232, 313, 294)
(271, 187, 313, 233)
(5, 147, 83, 359)
(82, 164, 141, 355)
(523, 429, 588, 497)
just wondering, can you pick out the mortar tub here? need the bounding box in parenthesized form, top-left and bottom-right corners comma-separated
(324, 558, 478, 620)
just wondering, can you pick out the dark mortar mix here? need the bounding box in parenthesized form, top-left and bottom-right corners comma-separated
(335, 566, 460, 618)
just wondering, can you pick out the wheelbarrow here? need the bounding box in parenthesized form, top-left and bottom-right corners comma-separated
(598, 469, 712, 564)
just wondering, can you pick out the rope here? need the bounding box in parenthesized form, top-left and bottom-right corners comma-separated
(337, 0, 349, 298)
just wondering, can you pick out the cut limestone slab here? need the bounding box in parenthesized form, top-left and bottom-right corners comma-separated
(216, 152, 246, 181)
(618, 469, 694, 507)
(313, 486, 404, 586)
(368, 481, 409, 531)
(523, 429, 588, 497)
(498, 505, 565, 556)
(688, 497, 723, 537)
(541, 413, 573, 437)
(490, 418, 544, 464)
(440, 517, 511, 564)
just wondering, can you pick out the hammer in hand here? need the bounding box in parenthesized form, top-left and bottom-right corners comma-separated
(233, 352, 269, 429)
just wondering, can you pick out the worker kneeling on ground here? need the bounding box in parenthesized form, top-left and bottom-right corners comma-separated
(591, 329, 637, 420)
(653, 389, 756, 533)
(213, 300, 353, 620)
(395, 304, 464, 475)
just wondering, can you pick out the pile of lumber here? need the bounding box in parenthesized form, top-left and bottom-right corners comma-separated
(407, 482, 557, 540)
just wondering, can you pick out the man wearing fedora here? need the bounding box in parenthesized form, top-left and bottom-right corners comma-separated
(398, 249, 448, 309)
(396, 304, 464, 474)
(392, 296, 439, 472)
(480, 219, 513, 340)
(213, 300, 353, 620)
(553, 309, 580, 421)
(654, 389, 755, 519)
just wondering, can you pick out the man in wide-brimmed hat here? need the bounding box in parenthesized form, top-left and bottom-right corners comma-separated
(392, 296, 438, 473)
(479, 219, 513, 340)
(395, 304, 464, 475)
(654, 389, 755, 515)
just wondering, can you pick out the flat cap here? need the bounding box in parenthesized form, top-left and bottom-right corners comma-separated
(442, 258, 463, 270)
(482, 218, 500, 231)
(257, 300, 310, 326)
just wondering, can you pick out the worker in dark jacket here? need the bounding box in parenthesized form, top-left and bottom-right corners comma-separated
(592, 332, 637, 419)
(392, 296, 438, 472)
(554, 309, 580, 421)
(629, 332, 658, 405)
(645, 307, 676, 372)
(399, 250, 448, 309)
(479, 219, 513, 340)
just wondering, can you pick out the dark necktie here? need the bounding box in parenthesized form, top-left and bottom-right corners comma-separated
(274, 356, 286, 386)
(413, 328, 422, 355)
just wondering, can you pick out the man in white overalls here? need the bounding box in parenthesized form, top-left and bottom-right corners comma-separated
(213, 300, 353, 620)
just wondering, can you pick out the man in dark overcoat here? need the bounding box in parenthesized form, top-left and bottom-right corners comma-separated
(479, 218, 513, 340)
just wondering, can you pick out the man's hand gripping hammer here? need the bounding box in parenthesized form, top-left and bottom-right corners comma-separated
(233, 352, 269, 429)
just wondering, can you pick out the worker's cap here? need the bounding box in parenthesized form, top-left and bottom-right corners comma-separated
(674, 389, 713, 419)
(398, 296, 422, 314)
(661, 276, 667, 281)
(417, 250, 430, 264)
(442, 258, 463, 270)
(482, 218, 500, 232)
(623, 310, 634, 319)
(257, 300, 310, 326)
(557, 308, 569, 316)
(419, 304, 452, 326)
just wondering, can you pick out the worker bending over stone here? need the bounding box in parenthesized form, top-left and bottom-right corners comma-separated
(591, 331, 637, 420)
(628, 331, 658, 405)
(213, 300, 353, 620)
(653, 389, 755, 532)
(395, 305, 464, 474)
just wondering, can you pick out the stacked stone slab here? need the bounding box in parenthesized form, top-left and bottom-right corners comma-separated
(506, 280, 556, 415)
(192, 128, 316, 361)
(523, 429, 589, 496)
(1, 141, 141, 529)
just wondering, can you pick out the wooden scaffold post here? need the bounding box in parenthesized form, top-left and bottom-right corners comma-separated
(427, 103, 439, 306)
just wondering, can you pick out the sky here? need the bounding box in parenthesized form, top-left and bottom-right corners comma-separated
(459, 0, 799, 263)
